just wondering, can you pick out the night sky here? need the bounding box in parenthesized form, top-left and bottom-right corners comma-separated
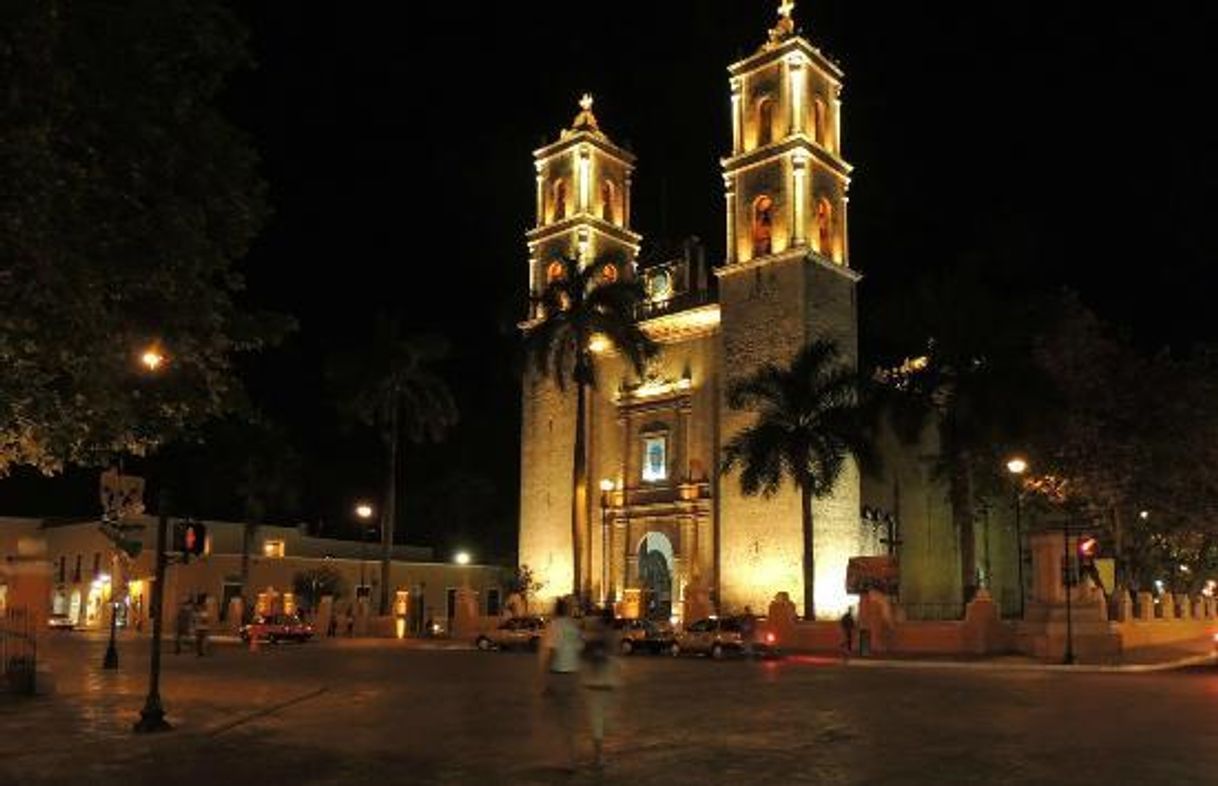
(3, 2, 1215, 561)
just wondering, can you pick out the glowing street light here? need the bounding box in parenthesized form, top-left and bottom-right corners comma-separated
(355, 503, 374, 520)
(140, 347, 166, 372)
(454, 551, 471, 566)
(1005, 456, 1029, 618)
(1139, 510, 1150, 521)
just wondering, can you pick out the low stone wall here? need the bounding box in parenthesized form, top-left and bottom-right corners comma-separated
(1117, 618, 1217, 650)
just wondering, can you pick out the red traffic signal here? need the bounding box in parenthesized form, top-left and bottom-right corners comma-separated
(174, 521, 207, 557)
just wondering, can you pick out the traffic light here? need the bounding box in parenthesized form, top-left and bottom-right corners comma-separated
(174, 521, 207, 557)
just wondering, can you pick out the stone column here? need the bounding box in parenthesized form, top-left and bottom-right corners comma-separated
(1137, 592, 1154, 621)
(724, 177, 737, 265)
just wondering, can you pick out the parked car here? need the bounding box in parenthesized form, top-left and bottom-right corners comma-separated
(47, 613, 75, 631)
(239, 613, 314, 644)
(614, 618, 675, 655)
(672, 615, 780, 659)
(475, 616, 547, 651)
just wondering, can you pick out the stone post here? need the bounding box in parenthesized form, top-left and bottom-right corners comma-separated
(1137, 592, 1154, 621)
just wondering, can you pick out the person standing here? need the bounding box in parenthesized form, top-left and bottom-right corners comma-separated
(173, 600, 192, 655)
(194, 602, 210, 657)
(538, 598, 583, 772)
(582, 608, 622, 769)
(839, 608, 855, 657)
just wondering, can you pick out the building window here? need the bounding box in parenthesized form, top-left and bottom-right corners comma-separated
(262, 540, 285, 558)
(486, 588, 501, 617)
(642, 434, 668, 483)
(813, 97, 827, 146)
(58, 556, 65, 583)
(752, 195, 774, 257)
(73, 555, 82, 583)
(756, 96, 774, 147)
(92, 552, 101, 578)
(816, 198, 833, 257)
(601, 179, 617, 224)
(552, 179, 567, 222)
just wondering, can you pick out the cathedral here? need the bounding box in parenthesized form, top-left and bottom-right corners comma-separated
(518, 3, 1020, 621)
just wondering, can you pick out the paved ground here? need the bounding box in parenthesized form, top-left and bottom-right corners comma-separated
(5, 631, 1218, 785)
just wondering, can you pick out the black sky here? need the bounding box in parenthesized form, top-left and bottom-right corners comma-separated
(4, 2, 1216, 560)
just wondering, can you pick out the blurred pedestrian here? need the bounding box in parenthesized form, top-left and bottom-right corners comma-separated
(582, 607, 622, 769)
(327, 610, 338, 638)
(538, 597, 583, 772)
(194, 602, 210, 656)
(839, 608, 855, 656)
(173, 600, 192, 655)
(345, 606, 355, 637)
(740, 605, 757, 658)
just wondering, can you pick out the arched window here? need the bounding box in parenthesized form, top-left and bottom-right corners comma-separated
(601, 180, 617, 224)
(816, 198, 833, 257)
(546, 260, 565, 283)
(600, 262, 618, 284)
(756, 96, 774, 148)
(752, 195, 774, 257)
(552, 180, 567, 222)
(813, 97, 827, 146)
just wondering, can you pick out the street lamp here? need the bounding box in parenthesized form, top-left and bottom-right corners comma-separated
(1006, 456, 1028, 618)
(355, 503, 374, 598)
(599, 479, 614, 608)
(454, 551, 471, 566)
(102, 556, 120, 669)
(133, 346, 171, 733)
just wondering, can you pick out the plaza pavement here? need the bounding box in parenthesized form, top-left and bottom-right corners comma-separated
(4, 631, 1218, 785)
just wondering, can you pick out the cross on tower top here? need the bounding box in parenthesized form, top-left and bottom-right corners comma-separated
(766, 0, 797, 48)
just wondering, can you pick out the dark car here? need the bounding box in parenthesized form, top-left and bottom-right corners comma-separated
(614, 618, 675, 655)
(240, 613, 314, 644)
(672, 615, 780, 659)
(476, 616, 547, 651)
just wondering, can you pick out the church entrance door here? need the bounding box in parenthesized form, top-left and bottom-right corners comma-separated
(638, 532, 674, 620)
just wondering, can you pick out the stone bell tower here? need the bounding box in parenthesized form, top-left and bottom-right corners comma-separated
(519, 97, 643, 601)
(716, 1, 862, 618)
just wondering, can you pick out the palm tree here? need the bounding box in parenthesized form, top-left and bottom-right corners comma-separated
(336, 318, 458, 615)
(721, 339, 872, 620)
(522, 254, 655, 599)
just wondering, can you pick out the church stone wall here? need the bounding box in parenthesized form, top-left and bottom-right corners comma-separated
(518, 371, 577, 608)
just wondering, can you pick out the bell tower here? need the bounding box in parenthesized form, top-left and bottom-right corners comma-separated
(716, 1, 862, 618)
(526, 95, 642, 304)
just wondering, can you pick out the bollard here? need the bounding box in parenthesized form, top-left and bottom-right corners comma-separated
(858, 628, 871, 657)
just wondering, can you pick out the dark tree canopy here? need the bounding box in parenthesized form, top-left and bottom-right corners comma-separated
(0, 0, 291, 473)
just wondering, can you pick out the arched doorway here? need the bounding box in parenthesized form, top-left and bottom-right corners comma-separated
(638, 532, 674, 620)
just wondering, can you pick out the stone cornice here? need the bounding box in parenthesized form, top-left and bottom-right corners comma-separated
(534, 130, 636, 168)
(714, 247, 861, 283)
(526, 215, 643, 249)
(722, 135, 852, 180)
(728, 36, 844, 83)
(639, 304, 721, 344)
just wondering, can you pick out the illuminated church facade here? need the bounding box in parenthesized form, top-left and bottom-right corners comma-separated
(518, 4, 1020, 620)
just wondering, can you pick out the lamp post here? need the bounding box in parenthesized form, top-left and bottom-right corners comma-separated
(134, 488, 172, 732)
(1063, 518, 1076, 665)
(356, 503, 374, 598)
(102, 554, 119, 669)
(599, 479, 614, 608)
(133, 345, 171, 733)
(1006, 457, 1028, 618)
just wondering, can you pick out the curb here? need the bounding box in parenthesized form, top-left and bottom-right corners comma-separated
(840, 652, 1217, 674)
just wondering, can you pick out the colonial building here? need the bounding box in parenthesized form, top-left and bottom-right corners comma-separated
(0, 516, 504, 634)
(521, 3, 875, 621)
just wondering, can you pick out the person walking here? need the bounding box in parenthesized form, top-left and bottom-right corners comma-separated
(582, 607, 622, 769)
(538, 597, 583, 772)
(839, 608, 856, 657)
(173, 600, 192, 655)
(193, 602, 210, 657)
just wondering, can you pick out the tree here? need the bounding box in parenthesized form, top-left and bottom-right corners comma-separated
(333, 318, 458, 615)
(292, 566, 345, 612)
(521, 254, 655, 599)
(873, 266, 1050, 603)
(0, 0, 292, 474)
(505, 564, 545, 614)
(721, 339, 873, 620)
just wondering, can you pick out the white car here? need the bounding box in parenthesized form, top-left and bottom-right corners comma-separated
(475, 616, 547, 651)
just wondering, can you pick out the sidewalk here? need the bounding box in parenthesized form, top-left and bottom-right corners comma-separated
(823, 636, 1218, 674)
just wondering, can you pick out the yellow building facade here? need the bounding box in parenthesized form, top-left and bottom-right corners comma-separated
(519, 5, 871, 620)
